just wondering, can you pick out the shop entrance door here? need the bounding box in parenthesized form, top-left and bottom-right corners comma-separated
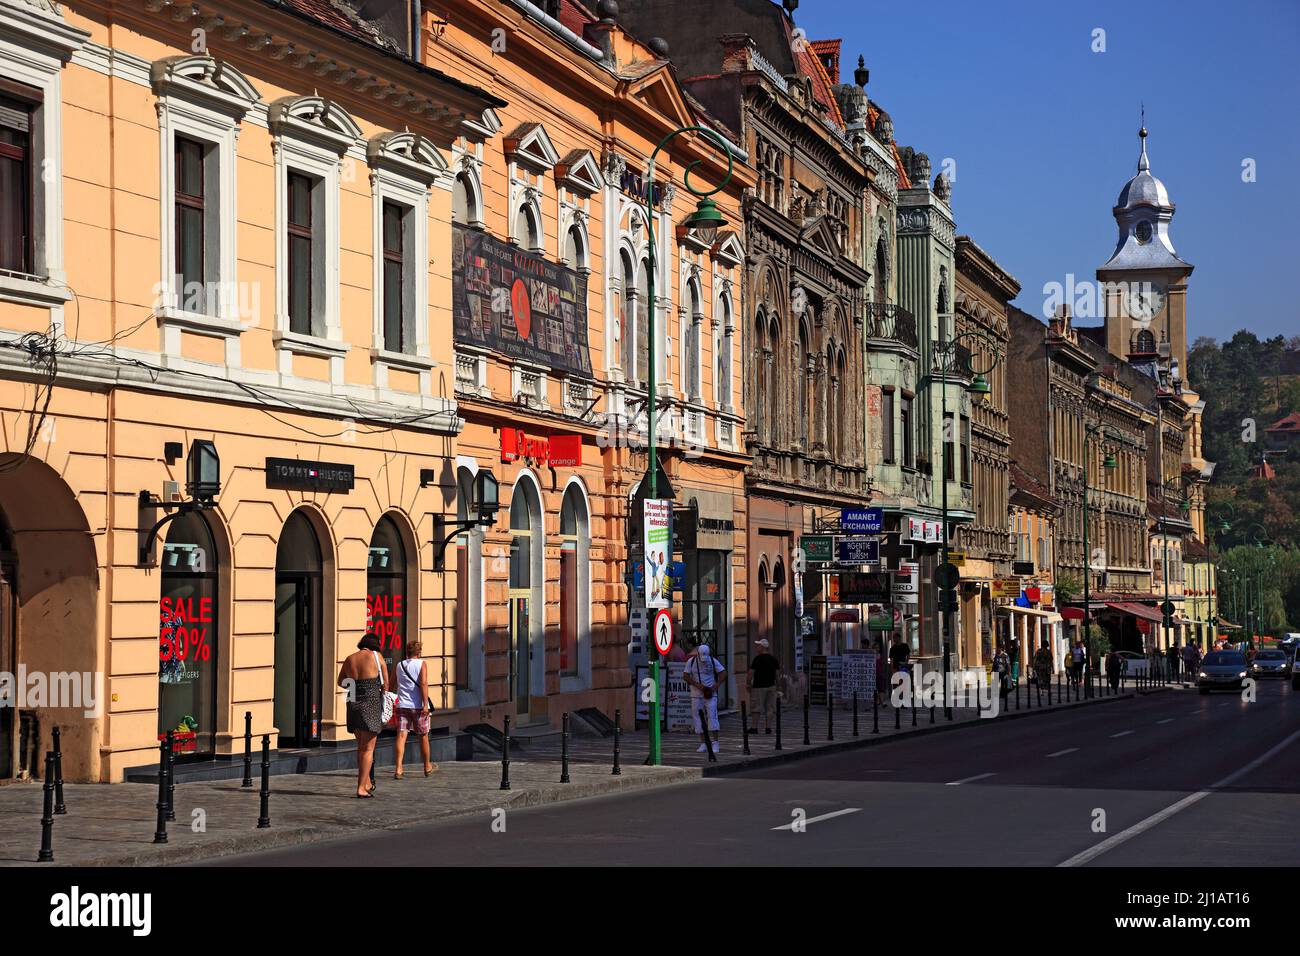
(509, 596, 533, 720)
(274, 511, 323, 747)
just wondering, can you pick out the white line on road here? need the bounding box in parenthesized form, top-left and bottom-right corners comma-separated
(771, 808, 862, 831)
(946, 772, 996, 786)
(1047, 748, 1079, 758)
(1156, 718, 1175, 724)
(1058, 725, 1300, 867)
(1110, 730, 1134, 738)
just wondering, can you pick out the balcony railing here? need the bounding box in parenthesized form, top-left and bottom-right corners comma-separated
(865, 302, 918, 349)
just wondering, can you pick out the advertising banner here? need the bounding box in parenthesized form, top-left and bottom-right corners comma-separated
(452, 223, 592, 376)
(643, 499, 672, 609)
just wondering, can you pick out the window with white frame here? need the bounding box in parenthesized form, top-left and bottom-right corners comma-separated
(0, 2, 86, 307)
(151, 55, 258, 345)
(715, 289, 733, 410)
(267, 96, 358, 359)
(684, 276, 702, 403)
(367, 131, 445, 384)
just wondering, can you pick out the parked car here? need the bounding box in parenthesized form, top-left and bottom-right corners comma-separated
(1110, 650, 1148, 676)
(1197, 651, 1249, 694)
(1250, 649, 1291, 678)
(1294, 646, 1300, 691)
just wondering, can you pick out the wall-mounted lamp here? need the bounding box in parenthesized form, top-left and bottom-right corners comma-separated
(430, 468, 501, 571)
(139, 440, 221, 566)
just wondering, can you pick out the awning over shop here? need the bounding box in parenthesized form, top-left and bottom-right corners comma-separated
(1060, 606, 1085, 621)
(1000, 605, 1063, 623)
(1105, 602, 1164, 624)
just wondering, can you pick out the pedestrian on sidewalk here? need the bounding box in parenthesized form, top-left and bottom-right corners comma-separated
(1106, 648, 1123, 693)
(1070, 639, 1086, 687)
(393, 641, 437, 779)
(889, 635, 911, 677)
(1033, 641, 1053, 690)
(747, 639, 780, 735)
(993, 645, 1011, 700)
(874, 636, 890, 705)
(338, 634, 389, 798)
(1167, 642, 1180, 683)
(685, 643, 726, 754)
(1010, 636, 1021, 685)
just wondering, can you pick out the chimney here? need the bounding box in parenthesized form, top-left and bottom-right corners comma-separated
(719, 33, 754, 73)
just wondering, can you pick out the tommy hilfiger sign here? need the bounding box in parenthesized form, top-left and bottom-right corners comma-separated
(265, 458, 355, 493)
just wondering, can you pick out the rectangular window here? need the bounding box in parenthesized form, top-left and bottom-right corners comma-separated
(900, 393, 913, 467)
(382, 200, 407, 353)
(943, 412, 955, 480)
(560, 545, 577, 677)
(960, 414, 971, 484)
(881, 389, 895, 463)
(0, 90, 36, 275)
(175, 136, 207, 297)
(287, 171, 314, 335)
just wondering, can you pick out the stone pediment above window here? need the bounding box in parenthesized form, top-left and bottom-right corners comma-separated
(461, 106, 502, 142)
(367, 131, 447, 185)
(800, 214, 842, 260)
(1, 0, 89, 58)
(268, 95, 361, 155)
(712, 231, 744, 268)
(503, 122, 559, 173)
(555, 149, 602, 196)
(150, 54, 259, 120)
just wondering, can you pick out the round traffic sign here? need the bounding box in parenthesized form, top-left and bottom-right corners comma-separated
(653, 608, 674, 656)
(936, 562, 961, 589)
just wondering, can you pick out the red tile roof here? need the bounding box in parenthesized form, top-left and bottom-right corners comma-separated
(782, 19, 843, 128)
(1266, 411, 1300, 433)
(558, 0, 594, 35)
(279, 0, 377, 40)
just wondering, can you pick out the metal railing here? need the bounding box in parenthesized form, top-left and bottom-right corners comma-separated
(864, 302, 918, 349)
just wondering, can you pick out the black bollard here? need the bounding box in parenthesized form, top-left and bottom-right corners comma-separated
(803, 693, 810, 746)
(827, 693, 834, 742)
(895, 694, 902, 729)
(241, 711, 253, 788)
(853, 692, 859, 738)
(1016, 676, 1021, 710)
(929, 700, 935, 724)
(872, 690, 879, 734)
(612, 709, 622, 776)
(165, 730, 176, 822)
(152, 737, 169, 845)
(1036, 679, 1042, 707)
(499, 715, 512, 791)
(256, 735, 271, 829)
(38, 751, 55, 862)
(775, 698, 783, 751)
(699, 709, 717, 763)
(52, 727, 66, 816)
(911, 689, 918, 726)
(560, 712, 571, 784)
(741, 702, 751, 755)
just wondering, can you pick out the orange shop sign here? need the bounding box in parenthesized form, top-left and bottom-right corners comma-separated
(500, 428, 582, 468)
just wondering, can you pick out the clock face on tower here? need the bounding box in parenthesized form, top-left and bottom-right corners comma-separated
(1127, 281, 1166, 322)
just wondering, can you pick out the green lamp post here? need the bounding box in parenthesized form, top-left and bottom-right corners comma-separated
(635, 124, 733, 766)
(1082, 421, 1119, 691)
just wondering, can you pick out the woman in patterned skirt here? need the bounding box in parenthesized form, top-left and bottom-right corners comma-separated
(338, 633, 389, 798)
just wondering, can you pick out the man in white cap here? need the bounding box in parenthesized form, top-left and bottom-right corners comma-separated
(747, 639, 780, 735)
(684, 643, 726, 753)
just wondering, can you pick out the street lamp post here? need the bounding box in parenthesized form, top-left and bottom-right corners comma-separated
(1082, 422, 1118, 690)
(637, 124, 733, 766)
(1156, 476, 1190, 661)
(929, 324, 997, 718)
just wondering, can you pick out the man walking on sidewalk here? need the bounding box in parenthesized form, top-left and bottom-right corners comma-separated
(1167, 642, 1181, 684)
(685, 644, 726, 754)
(747, 639, 780, 735)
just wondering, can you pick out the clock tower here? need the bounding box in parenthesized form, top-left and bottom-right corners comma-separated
(1098, 125, 1193, 372)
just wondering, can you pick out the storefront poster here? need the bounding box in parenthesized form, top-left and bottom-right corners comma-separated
(643, 499, 672, 609)
(665, 662, 694, 731)
(841, 649, 878, 699)
(893, 562, 919, 601)
(794, 572, 804, 618)
(809, 655, 828, 705)
(452, 223, 592, 376)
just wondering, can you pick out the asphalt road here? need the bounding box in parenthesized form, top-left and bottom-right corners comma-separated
(209, 680, 1300, 867)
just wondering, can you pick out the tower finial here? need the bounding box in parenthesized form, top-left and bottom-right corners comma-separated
(1137, 109, 1150, 173)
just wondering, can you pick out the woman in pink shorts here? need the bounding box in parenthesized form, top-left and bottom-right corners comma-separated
(393, 642, 436, 778)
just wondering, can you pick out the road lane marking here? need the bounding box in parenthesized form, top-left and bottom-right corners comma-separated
(1110, 730, 1134, 738)
(771, 808, 862, 831)
(1047, 748, 1078, 758)
(1156, 718, 1175, 724)
(946, 772, 996, 786)
(1058, 725, 1300, 867)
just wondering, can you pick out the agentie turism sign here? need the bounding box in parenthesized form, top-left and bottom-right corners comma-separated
(452, 223, 592, 376)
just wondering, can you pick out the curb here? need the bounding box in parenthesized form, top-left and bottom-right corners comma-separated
(55, 766, 701, 868)
(700, 684, 1172, 777)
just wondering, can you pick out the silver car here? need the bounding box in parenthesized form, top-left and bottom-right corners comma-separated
(1198, 651, 1249, 694)
(1250, 650, 1291, 679)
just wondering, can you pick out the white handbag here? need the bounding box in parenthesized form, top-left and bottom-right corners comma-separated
(374, 651, 397, 726)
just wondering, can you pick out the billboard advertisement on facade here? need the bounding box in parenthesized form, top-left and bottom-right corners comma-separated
(452, 223, 592, 376)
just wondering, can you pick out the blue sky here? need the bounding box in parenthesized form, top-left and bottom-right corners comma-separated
(794, 0, 1300, 343)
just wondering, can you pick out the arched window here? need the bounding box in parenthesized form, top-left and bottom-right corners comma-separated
(454, 468, 483, 696)
(635, 258, 650, 387)
(797, 321, 810, 448)
(767, 316, 781, 445)
(826, 343, 838, 457)
(452, 171, 478, 226)
(873, 233, 888, 303)
(620, 250, 636, 378)
(563, 223, 586, 270)
(514, 201, 540, 252)
(159, 511, 219, 757)
(367, 514, 410, 675)
(753, 312, 768, 443)
(685, 278, 702, 402)
(508, 475, 544, 718)
(1134, 329, 1156, 354)
(716, 292, 732, 409)
(560, 483, 590, 683)
(836, 347, 847, 460)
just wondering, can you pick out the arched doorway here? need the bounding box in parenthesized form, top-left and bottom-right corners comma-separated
(158, 511, 220, 758)
(559, 482, 590, 687)
(508, 475, 544, 723)
(275, 510, 324, 747)
(0, 515, 14, 777)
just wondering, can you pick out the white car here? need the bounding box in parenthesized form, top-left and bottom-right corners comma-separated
(1110, 650, 1149, 676)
